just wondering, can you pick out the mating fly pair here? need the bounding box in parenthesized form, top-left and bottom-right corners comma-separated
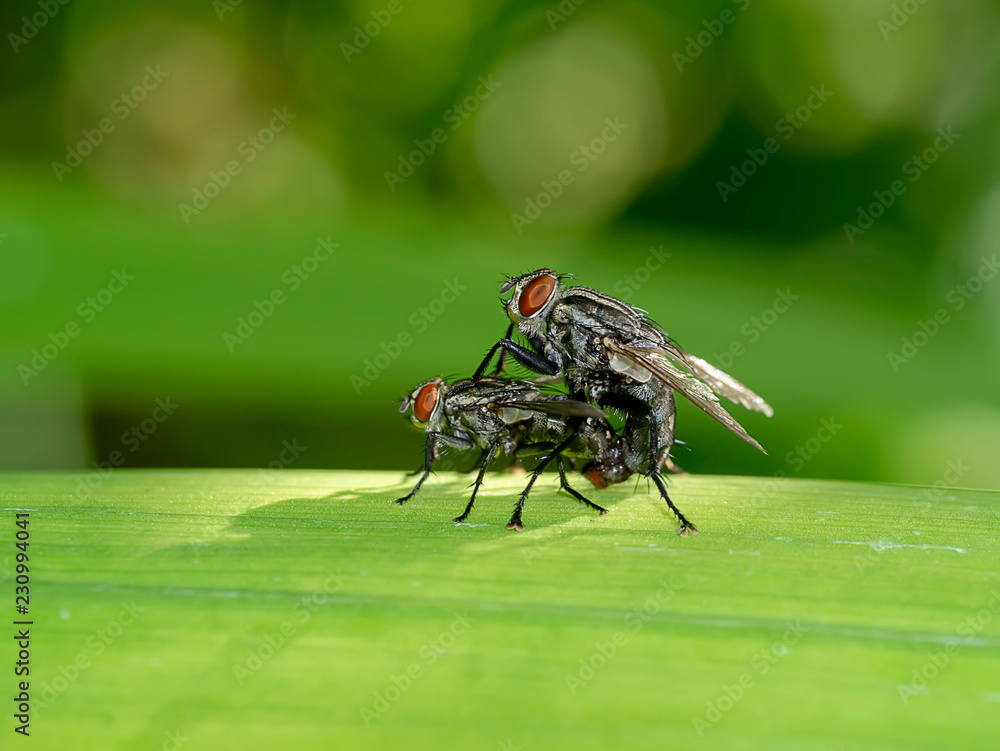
(397, 268, 773, 534)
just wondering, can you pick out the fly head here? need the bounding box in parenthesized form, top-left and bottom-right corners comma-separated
(400, 377, 447, 431)
(500, 268, 566, 338)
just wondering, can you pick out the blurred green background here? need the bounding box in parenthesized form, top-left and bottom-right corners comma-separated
(2, 0, 999, 489)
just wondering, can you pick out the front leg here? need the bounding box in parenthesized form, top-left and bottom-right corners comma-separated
(396, 432, 474, 505)
(492, 323, 515, 374)
(404, 441, 442, 477)
(473, 335, 561, 381)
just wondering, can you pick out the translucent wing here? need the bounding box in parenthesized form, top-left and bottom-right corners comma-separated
(660, 342, 774, 417)
(603, 338, 769, 454)
(501, 399, 610, 422)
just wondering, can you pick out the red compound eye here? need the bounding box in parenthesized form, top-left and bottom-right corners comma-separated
(518, 274, 556, 317)
(413, 383, 439, 422)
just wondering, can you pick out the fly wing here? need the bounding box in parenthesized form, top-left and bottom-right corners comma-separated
(603, 339, 768, 454)
(660, 343, 774, 417)
(502, 399, 610, 422)
(529, 374, 568, 386)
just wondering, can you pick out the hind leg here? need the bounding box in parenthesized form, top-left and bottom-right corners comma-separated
(650, 471, 698, 536)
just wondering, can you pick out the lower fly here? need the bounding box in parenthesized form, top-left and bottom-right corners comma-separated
(395, 376, 634, 530)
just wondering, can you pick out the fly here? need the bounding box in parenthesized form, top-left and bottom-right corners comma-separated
(396, 376, 633, 530)
(473, 269, 774, 535)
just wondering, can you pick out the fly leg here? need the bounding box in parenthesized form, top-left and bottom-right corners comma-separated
(489, 324, 563, 385)
(474, 335, 560, 381)
(557, 456, 607, 515)
(396, 435, 437, 504)
(650, 472, 698, 537)
(491, 323, 515, 374)
(629, 396, 694, 534)
(511, 440, 557, 479)
(646, 402, 695, 535)
(453, 440, 503, 524)
(507, 433, 576, 531)
(611, 386, 675, 475)
(405, 441, 442, 477)
(396, 432, 473, 505)
(652, 391, 677, 472)
(405, 444, 439, 477)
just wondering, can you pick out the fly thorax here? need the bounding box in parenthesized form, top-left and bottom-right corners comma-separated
(461, 409, 502, 442)
(565, 365, 592, 397)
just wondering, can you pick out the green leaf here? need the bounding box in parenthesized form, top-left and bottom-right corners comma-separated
(5, 470, 1000, 749)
